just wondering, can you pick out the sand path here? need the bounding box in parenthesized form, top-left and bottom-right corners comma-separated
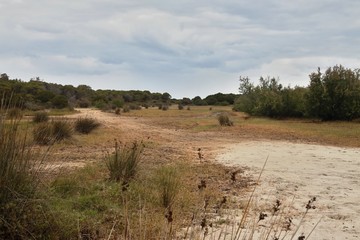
(217, 141, 360, 240)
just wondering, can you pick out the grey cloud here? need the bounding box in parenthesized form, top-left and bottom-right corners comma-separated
(0, 0, 359, 98)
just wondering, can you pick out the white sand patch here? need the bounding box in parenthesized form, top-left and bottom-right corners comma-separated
(216, 141, 360, 240)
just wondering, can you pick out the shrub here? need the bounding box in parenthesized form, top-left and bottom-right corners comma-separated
(33, 122, 53, 145)
(6, 108, 22, 119)
(155, 166, 180, 209)
(218, 113, 233, 126)
(33, 111, 49, 123)
(75, 117, 100, 134)
(106, 141, 143, 186)
(178, 104, 184, 110)
(123, 105, 130, 113)
(187, 106, 191, 111)
(115, 108, 121, 115)
(33, 120, 73, 144)
(161, 104, 169, 111)
(53, 120, 73, 141)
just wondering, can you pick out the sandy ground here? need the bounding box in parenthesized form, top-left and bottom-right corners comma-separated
(217, 141, 360, 240)
(59, 109, 359, 239)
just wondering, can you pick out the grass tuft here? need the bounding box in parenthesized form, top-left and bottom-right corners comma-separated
(33, 111, 49, 123)
(74, 117, 100, 134)
(218, 113, 234, 126)
(106, 141, 143, 187)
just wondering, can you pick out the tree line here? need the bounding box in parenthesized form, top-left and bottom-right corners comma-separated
(233, 65, 360, 121)
(0, 73, 237, 110)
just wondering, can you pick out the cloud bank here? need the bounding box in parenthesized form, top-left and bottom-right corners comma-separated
(1, 0, 359, 98)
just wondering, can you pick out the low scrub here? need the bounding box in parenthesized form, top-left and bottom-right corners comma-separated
(218, 113, 234, 126)
(33, 111, 49, 123)
(33, 120, 73, 145)
(74, 117, 100, 134)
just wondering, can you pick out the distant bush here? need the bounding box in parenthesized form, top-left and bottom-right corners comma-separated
(33, 111, 49, 123)
(115, 108, 121, 115)
(123, 105, 130, 113)
(218, 113, 233, 126)
(161, 104, 169, 111)
(74, 117, 100, 134)
(178, 104, 184, 110)
(187, 106, 191, 111)
(7, 108, 22, 119)
(129, 103, 141, 110)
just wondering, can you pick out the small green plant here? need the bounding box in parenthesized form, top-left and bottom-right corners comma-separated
(106, 141, 143, 186)
(155, 166, 180, 209)
(218, 113, 233, 126)
(74, 117, 100, 134)
(33, 111, 49, 123)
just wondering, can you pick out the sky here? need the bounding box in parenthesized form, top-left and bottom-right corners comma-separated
(1, 0, 360, 98)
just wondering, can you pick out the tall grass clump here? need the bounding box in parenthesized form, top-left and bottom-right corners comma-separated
(0, 100, 56, 238)
(74, 117, 100, 134)
(218, 113, 233, 126)
(155, 166, 180, 209)
(33, 120, 73, 145)
(33, 111, 49, 123)
(52, 120, 73, 141)
(6, 108, 23, 119)
(106, 141, 143, 186)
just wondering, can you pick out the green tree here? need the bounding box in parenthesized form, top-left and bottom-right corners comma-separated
(306, 65, 360, 120)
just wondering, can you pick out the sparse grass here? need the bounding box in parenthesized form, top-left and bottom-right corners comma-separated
(74, 117, 100, 134)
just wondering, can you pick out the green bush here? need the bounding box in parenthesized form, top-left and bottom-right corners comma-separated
(74, 117, 100, 134)
(106, 141, 143, 185)
(33, 111, 49, 123)
(218, 113, 233, 126)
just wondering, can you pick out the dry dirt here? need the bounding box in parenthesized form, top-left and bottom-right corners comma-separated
(56, 108, 359, 239)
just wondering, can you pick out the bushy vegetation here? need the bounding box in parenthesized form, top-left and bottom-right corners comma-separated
(218, 113, 234, 126)
(0, 102, 61, 239)
(33, 111, 49, 123)
(233, 65, 360, 121)
(33, 120, 73, 145)
(74, 117, 100, 134)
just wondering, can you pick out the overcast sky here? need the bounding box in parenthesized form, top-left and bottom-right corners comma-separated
(1, 0, 360, 98)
